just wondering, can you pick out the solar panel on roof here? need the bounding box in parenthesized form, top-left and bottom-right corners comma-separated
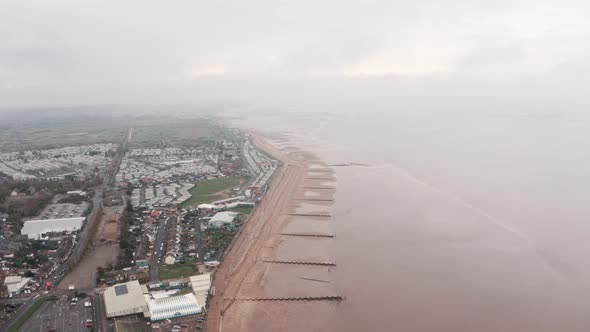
(114, 284, 128, 296)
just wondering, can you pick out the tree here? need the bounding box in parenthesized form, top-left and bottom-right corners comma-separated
(125, 201, 133, 213)
(32, 241, 43, 251)
(119, 239, 129, 249)
(126, 183, 133, 196)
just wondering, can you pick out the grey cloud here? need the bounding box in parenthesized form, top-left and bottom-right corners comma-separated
(1, 0, 590, 108)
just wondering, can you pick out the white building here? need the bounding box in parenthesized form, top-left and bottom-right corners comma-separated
(208, 211, 237, 228)
(4, 276, 31, 297)
(21, 217, 85, 239)
(104, 281, 149, 318)
(197, 203, 218, 211)
(211, 196, 245, 205)
(164, 253, 176, 266)
(189, 274, 212, 310)
(147, 294, 201, 321)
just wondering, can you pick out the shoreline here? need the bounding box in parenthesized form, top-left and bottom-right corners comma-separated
(205, 131, 307, 331)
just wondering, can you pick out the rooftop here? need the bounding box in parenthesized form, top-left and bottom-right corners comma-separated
(147, 294, 201, 321)
(104, 280, 149, 318)
(21, 217, 85, 239)
(210, 211, 237, 224)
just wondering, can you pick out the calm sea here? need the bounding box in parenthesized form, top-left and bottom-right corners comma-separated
(229, 109, 590, 331)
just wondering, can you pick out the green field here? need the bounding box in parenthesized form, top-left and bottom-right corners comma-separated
(128, 118, 224, 147)
(0, 114, 223, 152)
(159, 264, 198, 280)
(0, 124, 127, 152)
(229, 206, 254, 215)
(179, 177, 248, 208)
(7, 296, 58, 332)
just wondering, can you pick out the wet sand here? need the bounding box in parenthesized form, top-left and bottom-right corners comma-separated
(206, 134, 339, 331)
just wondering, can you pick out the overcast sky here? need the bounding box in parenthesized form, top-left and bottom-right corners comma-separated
(1, 0, 590, 109)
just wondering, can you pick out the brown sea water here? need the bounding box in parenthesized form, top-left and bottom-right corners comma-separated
(229, 110, 590, 331)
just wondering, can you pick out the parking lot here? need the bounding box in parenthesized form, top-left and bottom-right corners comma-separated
(20, 294, 97, 332)
(39, 202, 90, 220)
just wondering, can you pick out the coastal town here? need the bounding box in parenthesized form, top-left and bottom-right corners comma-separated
(0, 122, 278, 332)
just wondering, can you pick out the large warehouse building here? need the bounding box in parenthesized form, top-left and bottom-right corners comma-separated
(147, 294, 201, 321)
(21, 217, 85, 239)
(104, 280, 149, 318)
(103, 275, 213, 322)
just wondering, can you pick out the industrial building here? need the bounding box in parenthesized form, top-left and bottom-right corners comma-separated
(21, 217, 85, 239)
(104, 280, 149, 318)
(189, 273, 212, 310)
(147, 294, 201, 321)
(4, 276, 31, 297)
(208, 211, 237, 228)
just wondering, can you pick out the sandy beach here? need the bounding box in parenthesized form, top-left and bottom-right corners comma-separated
(206, 133, 339, 331)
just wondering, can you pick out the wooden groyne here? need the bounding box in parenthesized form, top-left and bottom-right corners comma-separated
(280, 233, 335, 238)
(292, 198, 334, 202)
(261, 260, 336, 266)
(231, 296, 343, 302)
(287, 213, 332, 217)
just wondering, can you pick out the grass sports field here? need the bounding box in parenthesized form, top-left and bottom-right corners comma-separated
(159, 264, 198, 280)
(179, 177, 248, 207)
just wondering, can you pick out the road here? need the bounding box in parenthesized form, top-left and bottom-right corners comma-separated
(0, 296, 31, 306)
(107, 127, 132, 187)
(58, 126, 132, 277)
(95, 292, 106, 332)
(19, 293, 95, 332)
(73, 188, 103, 264)
(150, 216, 169, 282)
(194, 216, 203, 264)
(1, 294, 46, 331)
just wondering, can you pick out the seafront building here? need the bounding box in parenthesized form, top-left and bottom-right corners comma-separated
(147, 294, 201, 321)
(102, 274, 211, 321)
(104, 280, 150, 318)
(208, 211, 238, 228)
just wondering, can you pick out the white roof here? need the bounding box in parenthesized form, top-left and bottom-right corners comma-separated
(210, 212, 237, 224)
(189, 274, 211, 289)
(4, 276, 23, 284)
(150, 290, 179, 299)
(104, 280, 149, 318)
(147, 294, 201, 321)
(6, 277, 30, 294)
(21, 217, 85, 239)
(190, 274, 211, 309)
(211, 196, 245, 205)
